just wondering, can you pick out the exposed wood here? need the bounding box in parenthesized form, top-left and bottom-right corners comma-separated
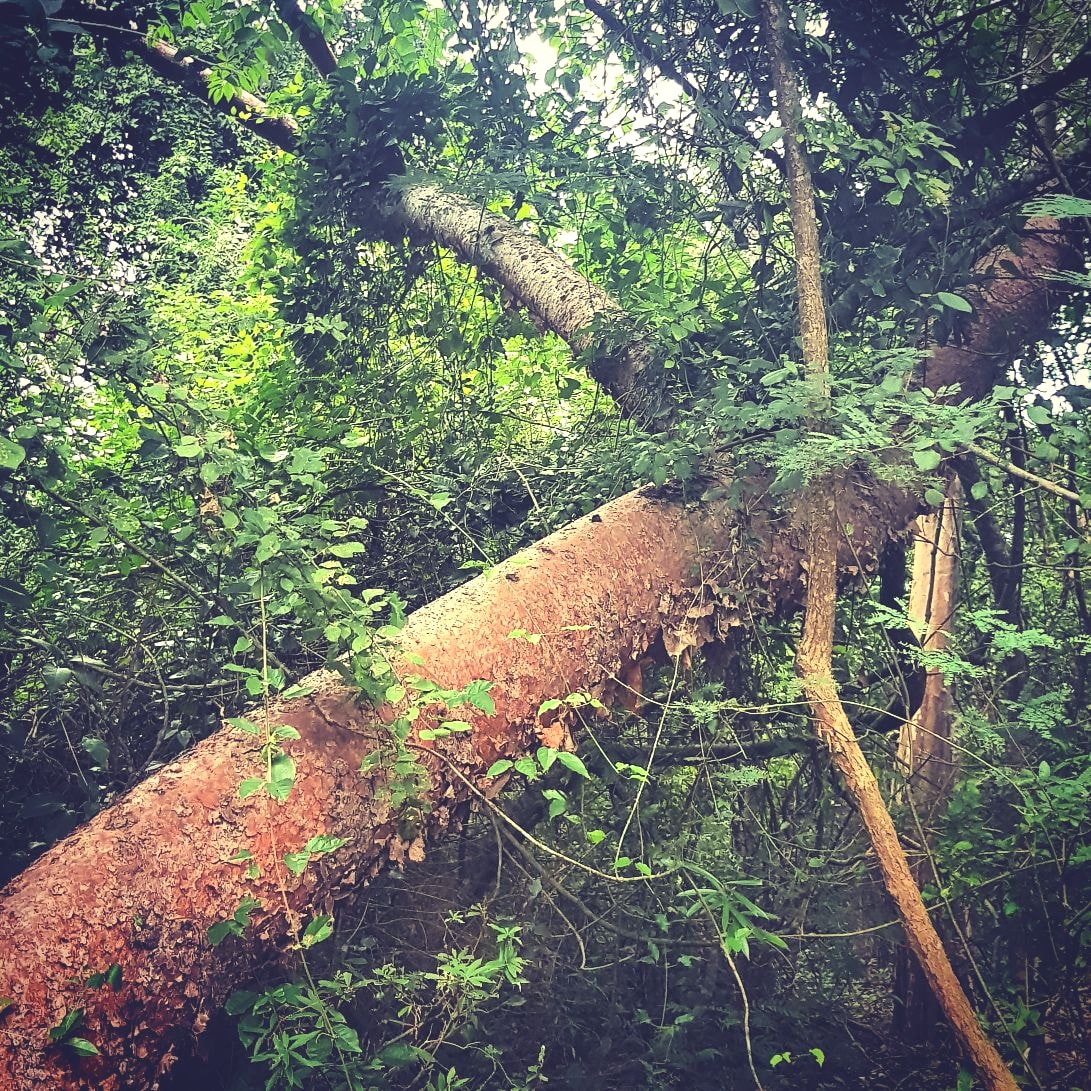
(893, 476, 963, 1043)
(900, 481, 963, 820)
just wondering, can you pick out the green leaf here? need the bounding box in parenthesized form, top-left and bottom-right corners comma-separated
(283, 851, 310, 875)
(757, 126, 784, 150)
(65, 1038, 100, 1057)
(486, 759, 513, 778)
(224, 990, 259, 1016)
(173, 437, 202, 458)
(227, 716, 261, 735)
(280, 683, 314, 700)
(328, 541, 367, 558)
(300, 914, 334, 948)
(913, 448, 942, 472)
(0, 437, 26, 471)
(304, 835, 347, 854)
(463, 680, 495, 714)
(81, 737, 109, 767)
(266, 754, 296, 801)
(936, 291, 972, 313)
(238, 778, 263, 800)
(207, 920, 237, 946)
(49, 1009, 83, 1040)
(970, 481, 988, 501)
(1022, 194, 1091, 218)
(924, 487, 945, 506)
(556, 752, 590, 779)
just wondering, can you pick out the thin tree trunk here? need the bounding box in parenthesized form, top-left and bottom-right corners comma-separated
(900, 480, 962, 820)
(759, 1, 1016, 1086)
(893, 476, 963, 1042)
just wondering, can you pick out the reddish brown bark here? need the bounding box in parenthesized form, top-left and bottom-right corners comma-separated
(923, 219, 1080, 401)
(0, 19, 1081, 1089)
(0, 492, 728, 1089)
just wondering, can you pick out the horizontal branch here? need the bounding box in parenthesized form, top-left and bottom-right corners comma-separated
(977, 38, 1091, 138)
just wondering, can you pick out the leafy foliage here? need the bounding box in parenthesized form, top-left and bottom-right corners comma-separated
(2, 0, 1091, 1088)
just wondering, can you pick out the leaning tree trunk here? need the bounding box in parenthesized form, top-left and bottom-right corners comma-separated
(0, 469, 938, 1089)
(759, 0, 1018, 1085)
(0, 227, 1078, 1091)
(0, 492, 724, 1089)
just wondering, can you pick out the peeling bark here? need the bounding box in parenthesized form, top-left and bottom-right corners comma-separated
(0, 471, 984, 1087)
(899, 481, 963, 820)
(893, 476, 963, 1044)
(0, 492, 728, 1089)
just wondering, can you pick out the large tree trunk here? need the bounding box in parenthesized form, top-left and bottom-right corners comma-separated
(0, 22, 1081, 1088)
(0, 492, 722, 1089)
(0, 469, 934, 1088)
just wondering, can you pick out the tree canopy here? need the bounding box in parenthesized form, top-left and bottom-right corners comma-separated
(0, 0, 1090, 1088)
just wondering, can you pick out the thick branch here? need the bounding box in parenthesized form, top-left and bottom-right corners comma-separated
(386, 183, 654, 408)
(976, 38, 1091, 140)
(136, 39, 300, 152)
(114, 27, 657, 415)
(271, 0, 338, 77)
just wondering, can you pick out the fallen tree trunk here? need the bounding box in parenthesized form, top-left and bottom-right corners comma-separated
(0, 492, 723, 1088)
(0, 20, 1082, 1087)
(0, 456, 932, 1088)
(0, 220, 1078, 1089)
